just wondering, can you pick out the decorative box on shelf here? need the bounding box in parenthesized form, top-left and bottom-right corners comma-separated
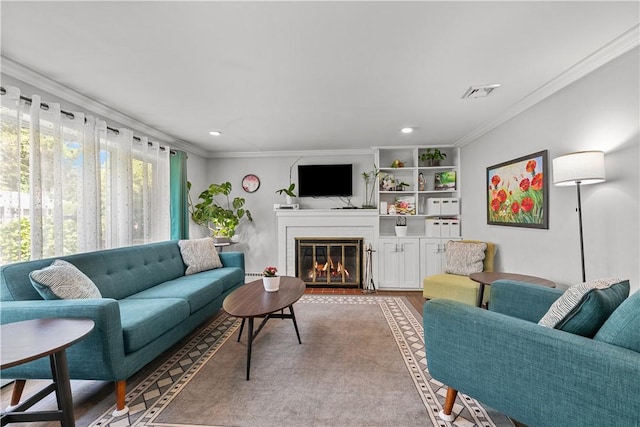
(426, 198, 460, 216)
(426, 218, 461, 238)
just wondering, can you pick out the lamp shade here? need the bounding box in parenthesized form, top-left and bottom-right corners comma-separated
(552, 151, 605, 186)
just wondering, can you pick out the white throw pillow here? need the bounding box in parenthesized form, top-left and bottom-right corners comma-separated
(30, 259, 102, 300)
(178, 238, 223, 275)
(444, 241, 487, 276)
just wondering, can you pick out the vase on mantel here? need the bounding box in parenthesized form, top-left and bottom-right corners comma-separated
(262, 276, 281, 292)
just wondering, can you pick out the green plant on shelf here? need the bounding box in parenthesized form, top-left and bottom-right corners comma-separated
(419, 148, 447, 166)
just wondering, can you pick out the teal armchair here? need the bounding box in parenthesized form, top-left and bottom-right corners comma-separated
(423, 280, 640, 427)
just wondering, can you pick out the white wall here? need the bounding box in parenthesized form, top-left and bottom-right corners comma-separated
(188, 152, 375, 274)
(460, 48, 639, 292)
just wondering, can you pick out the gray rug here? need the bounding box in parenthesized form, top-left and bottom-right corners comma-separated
(89, 295, 513, 427)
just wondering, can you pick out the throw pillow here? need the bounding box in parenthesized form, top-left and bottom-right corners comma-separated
(178, 237, 223, 275)
(593, 289, 639, 352)
(30, 259, 102, 300)
(538, 278, 629, 337)
(444, 241, 487, 276)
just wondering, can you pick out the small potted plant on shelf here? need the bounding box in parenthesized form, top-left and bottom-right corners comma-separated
(262, 266, 280, 292)
(187, 181, 253, 243)
(395, 181, 410, 191)
(395, 216, 408, 237)
(419, 148, 447, 167)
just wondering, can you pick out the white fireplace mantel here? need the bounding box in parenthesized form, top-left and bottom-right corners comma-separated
(276, 209, 379, 277)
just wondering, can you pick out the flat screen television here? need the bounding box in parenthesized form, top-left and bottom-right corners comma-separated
(298, 164, 353, 197)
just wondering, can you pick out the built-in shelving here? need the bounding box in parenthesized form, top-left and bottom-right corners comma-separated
(373, 146, 461, 290)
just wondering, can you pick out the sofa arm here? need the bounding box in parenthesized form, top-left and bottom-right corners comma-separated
(489, 280, 564, 322)
(220, 251, 244, 271)
(0, 299, 128, 381)
(423, 299, 640, 426)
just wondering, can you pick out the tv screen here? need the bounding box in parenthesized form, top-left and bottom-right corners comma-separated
(298, 164, 353, 197)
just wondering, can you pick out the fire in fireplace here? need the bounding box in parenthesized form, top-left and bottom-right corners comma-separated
(295, 237, 363, 287)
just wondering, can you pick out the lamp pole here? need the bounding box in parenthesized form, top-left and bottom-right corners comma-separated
(575, 181, 586, 282)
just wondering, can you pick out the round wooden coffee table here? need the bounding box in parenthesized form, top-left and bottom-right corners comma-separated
(1, 318, 94, 427)
(223, 276, 305, 380)
(469, 272, 556, 308)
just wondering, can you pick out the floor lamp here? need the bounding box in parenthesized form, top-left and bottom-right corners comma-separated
(552, 151, 606, 282)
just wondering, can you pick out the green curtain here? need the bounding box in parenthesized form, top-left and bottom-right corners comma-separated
(170, 150, 189, 240)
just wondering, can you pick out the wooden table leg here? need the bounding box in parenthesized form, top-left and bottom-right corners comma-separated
(50, 350, 75, 427)
(289, 305, 302, 344)
(246, 318, 254, 381)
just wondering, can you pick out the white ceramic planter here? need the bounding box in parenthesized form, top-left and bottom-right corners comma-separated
(262, 276, 281, 292)
(395, 226, 408, 237)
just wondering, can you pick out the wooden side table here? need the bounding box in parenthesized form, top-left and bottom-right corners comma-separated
(1, 318, 94, 427)
(469, 272, 556, 308)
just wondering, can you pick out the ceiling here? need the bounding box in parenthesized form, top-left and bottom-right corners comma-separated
(1, 1, 638, 158)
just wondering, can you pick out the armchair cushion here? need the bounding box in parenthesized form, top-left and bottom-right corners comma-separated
(29, 259, 102, 300)
(594, 290, 640, 352)
(178, 237, 222, 275)
(443, 241, 487, 276)
(538, 278, 629, 337)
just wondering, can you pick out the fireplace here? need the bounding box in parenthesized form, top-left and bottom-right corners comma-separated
(295, 237, 363, 287)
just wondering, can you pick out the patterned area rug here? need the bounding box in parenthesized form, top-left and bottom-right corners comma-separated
(88, 295, 513, 427)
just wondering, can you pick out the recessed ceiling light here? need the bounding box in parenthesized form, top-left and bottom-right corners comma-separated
(401, 127, 414, 134)
(209, 130, 222, 136)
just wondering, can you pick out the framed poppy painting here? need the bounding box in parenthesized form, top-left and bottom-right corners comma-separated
(486, 150, 549, 229)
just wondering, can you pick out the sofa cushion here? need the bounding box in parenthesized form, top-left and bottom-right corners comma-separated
(538, 278, 629, 337)
(179, 238, 222, 275)
(594, 290, 640, 352)
(119, 298, 191, 353)
(126, 273, 227, 313)
(444, 241, 487, 276)
(423, 273, 490, 306)
(29, 259, 102, 300)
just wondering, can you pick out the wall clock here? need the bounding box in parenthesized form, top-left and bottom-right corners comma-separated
(241, 174, 260, 193)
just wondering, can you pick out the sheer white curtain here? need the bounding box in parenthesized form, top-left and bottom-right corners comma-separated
(0, 86, 170, 264)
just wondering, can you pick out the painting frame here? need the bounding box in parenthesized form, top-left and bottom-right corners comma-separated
(486, 150, 549, 229)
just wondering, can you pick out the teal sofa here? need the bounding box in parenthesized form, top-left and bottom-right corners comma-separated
(423, 280, 640, 427)
(0, 240, 245, 416)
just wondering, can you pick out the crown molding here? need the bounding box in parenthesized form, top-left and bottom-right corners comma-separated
(455, 24, 640, 147)
(208, 148, 374, 159)
(1, 56, 207, 157)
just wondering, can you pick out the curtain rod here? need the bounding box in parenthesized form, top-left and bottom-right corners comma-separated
(0, 86, 176, 154)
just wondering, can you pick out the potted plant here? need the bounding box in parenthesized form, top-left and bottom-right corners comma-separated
(395, 181, 410, 191)
(395, 216, 408, 237)
(187, 181, 253, 243)
(361, 165, 379, 208)
(276, 156, 303, 205)
(275, 183, 297, 205)
(262, 266, 280, 292)
(419, 148, 447, 166)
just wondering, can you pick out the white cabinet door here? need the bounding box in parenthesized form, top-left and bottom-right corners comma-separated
(420, 238, 446, 279)
(379, 238, 420, 289)
(420, 238, 462, 279)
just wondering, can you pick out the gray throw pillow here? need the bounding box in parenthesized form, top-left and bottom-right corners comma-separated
(178, 237, 223, 275)
(538, 278, 629, 337)
(30, 259, 102, 300)
(444, 241, 487, 276)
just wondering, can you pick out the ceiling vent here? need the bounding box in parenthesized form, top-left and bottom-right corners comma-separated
(461, 84, 501, 99)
